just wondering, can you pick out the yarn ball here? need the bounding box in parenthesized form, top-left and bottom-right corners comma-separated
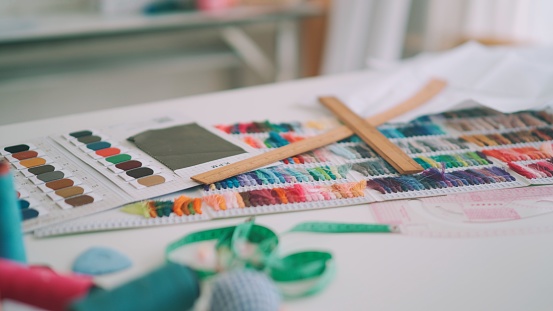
(209, 270, 281, 311)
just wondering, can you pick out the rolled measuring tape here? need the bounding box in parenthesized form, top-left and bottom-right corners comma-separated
(165, 218, 399, 299)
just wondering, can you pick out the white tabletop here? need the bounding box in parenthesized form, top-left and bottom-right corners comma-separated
(2, 71, 553, 311)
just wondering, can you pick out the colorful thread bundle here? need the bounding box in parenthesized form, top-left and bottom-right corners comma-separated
(280, 149, 332, 165)
(203, 181, 367, 210)
(536, 111, 553, 124)
(201, 108, 553, 220)
(413, 151, 492, 169)
(122, 195, 202, 218)
(204, 165, 351, 191)
(446, 112, 548, 132)
(337, 134, 363, 143)
(433, 107, 501, 120)
(216, 121, 302, 134)
(366, 166, 516, 194)
(507, 161, 553, 179)
(482, 147, 551, 162)
(242, 132, 306, 149)
(395, 137, 469, 154)
(461, 128, 553, 147)
(378, 123, 446, 138)
(327, 144, 377, 160)
(350, 160, 396, 176)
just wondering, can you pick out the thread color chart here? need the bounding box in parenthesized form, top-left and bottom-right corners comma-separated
(197, 108, 534, 219)
(2, 115, 257, 232)
(30, 106, 553, 237)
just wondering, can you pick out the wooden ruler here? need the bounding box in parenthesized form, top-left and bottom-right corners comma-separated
(319, 96, 424, 174)
(192, 78, 447, 184)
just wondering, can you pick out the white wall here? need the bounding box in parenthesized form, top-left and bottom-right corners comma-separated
(322, 0, 553, 73)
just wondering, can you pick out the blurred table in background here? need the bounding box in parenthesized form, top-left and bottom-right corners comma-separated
(0, 2, 322, 125)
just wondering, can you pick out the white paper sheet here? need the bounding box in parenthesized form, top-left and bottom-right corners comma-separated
(333, 41, 553, 123)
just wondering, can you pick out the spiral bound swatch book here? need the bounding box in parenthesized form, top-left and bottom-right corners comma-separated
(33, 106, 553, 237)
(1, 114, 260, 232)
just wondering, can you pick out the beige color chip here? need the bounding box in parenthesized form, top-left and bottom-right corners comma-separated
(55, 186, 85, 198)
(137, 175, 166, 187)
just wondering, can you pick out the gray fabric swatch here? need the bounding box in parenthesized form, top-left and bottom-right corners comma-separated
(128, 123, 246, 171)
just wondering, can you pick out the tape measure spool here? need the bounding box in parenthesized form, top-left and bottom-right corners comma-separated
(165, 219, 397, 298)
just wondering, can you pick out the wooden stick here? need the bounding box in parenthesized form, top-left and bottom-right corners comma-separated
(191, 78, 447, 184)
(319, 96, 423, 174)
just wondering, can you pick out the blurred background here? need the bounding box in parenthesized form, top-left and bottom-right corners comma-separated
(1, 0, 552, 125)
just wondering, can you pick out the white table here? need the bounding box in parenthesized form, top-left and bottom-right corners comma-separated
(2, 71, 553, 311)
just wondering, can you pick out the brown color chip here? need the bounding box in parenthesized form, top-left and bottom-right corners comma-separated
(55, 186, 85, 198)
(12, 150, 38, 160)
(115, 160, 142, 171)
(65, 195, 94, 207)
(46, 178, 75, 190)
(137, 175, 166, 187)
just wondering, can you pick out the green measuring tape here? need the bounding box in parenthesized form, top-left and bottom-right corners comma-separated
(165, 218, 399, 298)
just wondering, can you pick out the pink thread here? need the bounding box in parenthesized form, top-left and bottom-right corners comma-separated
(222, 192, 238, 209)
(203, 195, 223, 211)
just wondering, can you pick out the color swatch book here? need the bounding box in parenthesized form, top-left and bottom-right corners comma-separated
(1, 114, 260, 232)
(33, 106, 553, 237)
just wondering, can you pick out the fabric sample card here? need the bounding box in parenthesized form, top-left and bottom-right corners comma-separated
(128, 123, 246, 171)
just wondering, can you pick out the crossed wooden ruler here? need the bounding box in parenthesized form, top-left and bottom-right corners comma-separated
(192, 79, 447, 184)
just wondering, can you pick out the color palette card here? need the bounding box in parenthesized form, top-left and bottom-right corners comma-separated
(2, 114, 260, 232)
(2, 140, 126, 232)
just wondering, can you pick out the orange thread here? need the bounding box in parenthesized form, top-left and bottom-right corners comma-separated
(351, 180, 367, 197)
(235, 193, 245, 208)
(193, 198, 202, 214)
(272, 188, 289, 204)
(148, 201, 158, 218)
(173, 195, 189, 216)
